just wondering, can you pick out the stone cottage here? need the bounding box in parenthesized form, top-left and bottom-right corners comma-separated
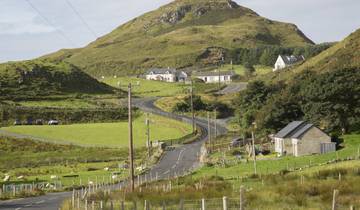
(274, 121, 336, 157)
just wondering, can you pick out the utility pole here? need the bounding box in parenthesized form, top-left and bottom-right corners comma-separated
(128, 83, 135, 192)
(252, 122, 257, 175)
(190, 80, 195, 134)
(207, 112, 212, 153)
(214, 109, 217, 139)
(146, 113, 151, 158)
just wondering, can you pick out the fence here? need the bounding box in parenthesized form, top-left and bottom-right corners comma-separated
(63, 186, 357, 210)
(0, 181, 62, 197)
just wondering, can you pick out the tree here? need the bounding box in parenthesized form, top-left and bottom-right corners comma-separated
(244, 62, 255, 78)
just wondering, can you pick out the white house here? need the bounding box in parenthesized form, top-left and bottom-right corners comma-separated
(274, 121, 335, 157)
(273, 55, 305, 71)
(145, 68, 188, 83)
(193, 71, 235, 84)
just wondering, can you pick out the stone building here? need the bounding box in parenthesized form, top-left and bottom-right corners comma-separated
(274, 121, 336, 157)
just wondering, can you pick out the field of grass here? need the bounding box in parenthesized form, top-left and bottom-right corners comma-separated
(102, 77, 187, 97)
(65, 159, 360, 210)
(219, 64, 272, 77)
(0, 136, 152, 198)
(194, 134, 360, 179)
(0, 113, 192, 148)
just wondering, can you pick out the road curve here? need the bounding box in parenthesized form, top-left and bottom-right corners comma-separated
(0, 98, 227, 210)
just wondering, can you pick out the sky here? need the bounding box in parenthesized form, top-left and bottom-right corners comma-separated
(0, 0, 359, 63)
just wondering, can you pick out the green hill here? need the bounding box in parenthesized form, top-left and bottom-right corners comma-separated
(294, 28, 360, 73)
(44, 0, 314, 76)
(233, 29, 360, 135)
(0, 60, 114, 100)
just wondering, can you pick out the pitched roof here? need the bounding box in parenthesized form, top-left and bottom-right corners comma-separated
(193, 71, 235, 77)
(279, 55, 305, 65)
(146, 68, 177, 75)
(291, 123, 314, 139)
(274, 121, 306, 138)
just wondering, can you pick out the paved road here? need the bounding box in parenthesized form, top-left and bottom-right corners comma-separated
(217, 82, 247, 95)
(0, 98, 227, 210)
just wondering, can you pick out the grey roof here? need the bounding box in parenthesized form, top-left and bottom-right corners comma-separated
(291, 123, 314, 139)
(274, 121, 305, 138)
(193, 71, 235, 77)
(280, 55, 305, 65)
(146, 68, 177, 75)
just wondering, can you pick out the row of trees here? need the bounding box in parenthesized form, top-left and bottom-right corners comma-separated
(227, 43, 334, 67)
(233, 68, 360, 136)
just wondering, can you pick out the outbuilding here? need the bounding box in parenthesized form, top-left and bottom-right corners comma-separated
(274, 121, 336, 157)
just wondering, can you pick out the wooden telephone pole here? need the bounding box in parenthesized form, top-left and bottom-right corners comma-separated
(208, 112, 212, 153)
(214, 109, 217, 139)
(128, 83, 135, 192)
(146, 113, 151, 158)
(252, 122, 257, 175)
(190, 80, 195, 134)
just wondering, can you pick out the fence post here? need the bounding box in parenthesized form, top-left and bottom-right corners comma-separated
(72, 189, 75, 209)
(144, 200, 148, 210)
(121, 201, 125, 210)
(179, 199, 184, 210)
(201, 198, 206, 210)
(100, 200, 103, 209)
(85, 199, 88, 210)
(240, 186, 245, 210)
(332, 189, 339, 210)
(223, 196, 228, 210)
(350, 205, 354, 210)
(162, 201, 166, 210)
(92, 201, 95, 210)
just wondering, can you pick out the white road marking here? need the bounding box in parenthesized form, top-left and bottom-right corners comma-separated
(163, 170, 170, 175)
(35, 200, 45, 204)
(15, 208, 21, 210)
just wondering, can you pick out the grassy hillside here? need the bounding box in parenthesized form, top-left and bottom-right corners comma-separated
(43, 0, 313, 76)
(232, 29, 360, 135)
(0, 60, 115, 100)
(294, 28, 360, 73)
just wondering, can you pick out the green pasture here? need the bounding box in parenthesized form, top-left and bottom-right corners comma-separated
(219, 64, 272, 76)
(0, 113, 192, 148)
(101, 77, 186, 97)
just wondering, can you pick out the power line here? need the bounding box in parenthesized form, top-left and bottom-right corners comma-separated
(25, 0, 76, 47)
(64, 0, 98, 39)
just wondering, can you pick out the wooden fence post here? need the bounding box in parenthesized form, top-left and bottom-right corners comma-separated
(201, 198, 206, 210)
(144, 200, 149, 210)
(240, 186, 245, 210)
(179, 199, 184, 210)
(223, 196, 228, 210)
(121, 201, 125, 210)
(100, 200, 103, 209)
(162, 201, 166, 210)
(92, 201, 95, 210)
(85, 199, 88, 210)
(350, 205, 355, 210)
(332, 189, 339, 210)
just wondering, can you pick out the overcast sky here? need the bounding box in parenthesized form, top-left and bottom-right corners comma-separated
(1, 0, 359, 63)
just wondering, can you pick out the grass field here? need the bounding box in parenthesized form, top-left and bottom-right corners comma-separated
(101, 77, 187, 97)
(219, 64, 272, 77)
(0, 137, 151, 197)
(0, 113, 192, 148)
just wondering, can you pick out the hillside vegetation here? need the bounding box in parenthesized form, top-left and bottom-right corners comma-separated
(0, 60, 114, 100)
(43, 0, 313, 76)
(233, 29, 360, 136)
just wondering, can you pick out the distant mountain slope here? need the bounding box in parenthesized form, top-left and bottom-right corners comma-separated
(0, 60, 114, 100)
(44, 0, 314, 76)
(294, 28, 360, 73)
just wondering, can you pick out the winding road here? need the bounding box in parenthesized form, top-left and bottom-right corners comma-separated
(0, 98, 227, 210)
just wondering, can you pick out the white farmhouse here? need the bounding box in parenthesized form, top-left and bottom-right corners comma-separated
(193, 71, 235, 84)
(145, 68, 188, 83)
(274, 121, 335, 157)
(273, 55, 305, 71)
